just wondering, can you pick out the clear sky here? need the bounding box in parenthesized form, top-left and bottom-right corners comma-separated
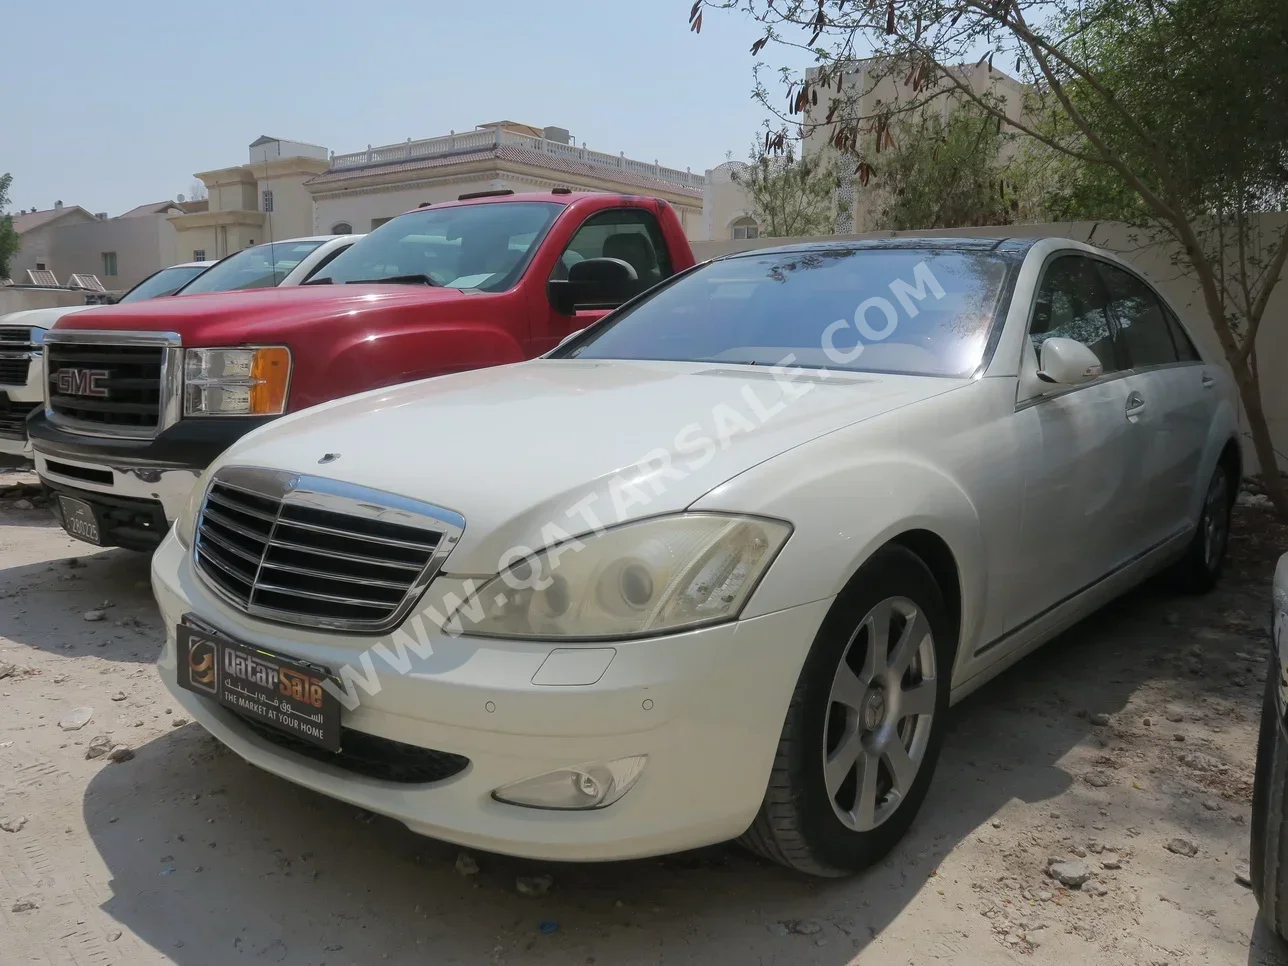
(0, 0, 814, 216)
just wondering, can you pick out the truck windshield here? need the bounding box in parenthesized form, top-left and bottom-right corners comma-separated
(555, 247, 1013, 378)
(116, 264, 211, 303)
(309, 202, 562, 292)
(175, 241, 325, 295)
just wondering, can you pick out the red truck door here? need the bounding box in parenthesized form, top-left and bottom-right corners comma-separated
(529, 205, 680, 353)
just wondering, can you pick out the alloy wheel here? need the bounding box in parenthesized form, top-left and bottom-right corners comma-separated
(1203, 470, 1230, 572)
(822, 596, 938, 832)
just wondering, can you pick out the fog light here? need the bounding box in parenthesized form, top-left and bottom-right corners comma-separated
(492, 755, 647, 810)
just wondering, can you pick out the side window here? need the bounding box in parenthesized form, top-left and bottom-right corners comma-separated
(552, 208, 673, 298)
(1030, 255, 1120, 374)
(1163, 306, 1202, 362)
(1098, 263, 1179, 368)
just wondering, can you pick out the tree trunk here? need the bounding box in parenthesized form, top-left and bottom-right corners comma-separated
(1232, 360, 1288, 516)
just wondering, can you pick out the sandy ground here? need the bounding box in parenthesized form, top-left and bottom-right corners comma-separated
(2, 465, 1288, 965)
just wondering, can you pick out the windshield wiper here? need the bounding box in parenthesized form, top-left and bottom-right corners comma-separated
(301, 276, 333, 285)
(345, 273, 441, 287)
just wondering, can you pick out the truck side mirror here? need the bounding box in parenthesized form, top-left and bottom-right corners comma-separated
(548, 257, 638, 314)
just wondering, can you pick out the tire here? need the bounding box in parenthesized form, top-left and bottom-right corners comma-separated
(1251, 656, 1288, 938)
(1171, 462, 1234, 593)
(739, 545, 954, 876)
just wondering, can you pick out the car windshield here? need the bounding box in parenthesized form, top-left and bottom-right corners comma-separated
(310, 201, 562, 291)
(116, 264, 211, 303)
(557, 247, 1013, 377)
(176, 241, 325, 294)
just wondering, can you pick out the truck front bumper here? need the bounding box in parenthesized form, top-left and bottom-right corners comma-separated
(0, 349, 45, 457)
(29, 410, 273, 550)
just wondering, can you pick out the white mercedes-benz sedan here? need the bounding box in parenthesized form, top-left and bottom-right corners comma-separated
(151, 237, 1239, 875)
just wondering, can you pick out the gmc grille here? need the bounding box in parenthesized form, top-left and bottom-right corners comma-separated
(193, 469, 463, 633)
(0, 396, 38, 440)
(47, 342, 164, 431)
(0, 326, 36, 347)
(0, 358, 28, 386)
(0, 326, 37, 387)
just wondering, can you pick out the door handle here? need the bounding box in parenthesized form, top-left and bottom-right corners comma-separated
(1125, 391, 1147, 418)
(1201, 372, 1215, 389)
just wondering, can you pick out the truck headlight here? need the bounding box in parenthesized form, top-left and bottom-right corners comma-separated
(184, 347, 291, 416)
(451, 513, 791, 640)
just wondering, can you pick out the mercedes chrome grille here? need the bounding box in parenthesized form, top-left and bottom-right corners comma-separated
(193, 466, 464, 633)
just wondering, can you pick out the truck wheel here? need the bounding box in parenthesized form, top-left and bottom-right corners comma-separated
(1171, 463, 1234, 593)
(739, 545, 953, 876)
(1251, 655, 1288, 939)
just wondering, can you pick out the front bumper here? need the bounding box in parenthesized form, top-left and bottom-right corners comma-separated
(0, 345, 45, 456)
(151, 530, 831, 862)
(29, 409, 272, 548)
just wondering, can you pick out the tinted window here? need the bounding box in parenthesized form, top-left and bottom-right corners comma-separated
(1163, 306, 1201, 362)
(552, 208, 673, 297)
(313, 202, 562, 292)
(116, 264, 210, 303)
(1099, 263, 1178, 368)
(177, 241, 324, 294)
(558, 248, 1011, 377)
(1030, 256, 1119, 373)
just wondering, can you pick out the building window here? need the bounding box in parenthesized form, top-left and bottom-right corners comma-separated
(262, 190, 274, 213)
(192, 250, 206, 262)
(731, 217, 759, 240)
(102, 252, 118, 276)
(331, 222, 353, 234)
(35, 261, 46, 271)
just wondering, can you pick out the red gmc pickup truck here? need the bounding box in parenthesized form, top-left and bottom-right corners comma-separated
(30, 190, 697, 550)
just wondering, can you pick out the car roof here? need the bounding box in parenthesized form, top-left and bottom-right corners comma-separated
(721, 237, 1039, 260)
(170, 261, 214, 269)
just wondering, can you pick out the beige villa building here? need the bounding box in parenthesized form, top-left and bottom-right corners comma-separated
(306, 121, 705, 238)
(170, 137, 331, 261)
(702, 58, 1028, 240)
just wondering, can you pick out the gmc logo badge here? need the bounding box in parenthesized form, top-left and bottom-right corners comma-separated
(55, 368, 110, 397)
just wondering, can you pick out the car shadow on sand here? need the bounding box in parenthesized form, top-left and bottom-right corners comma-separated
(78, 509, 1287, 964)
(0, 531, 162, 665)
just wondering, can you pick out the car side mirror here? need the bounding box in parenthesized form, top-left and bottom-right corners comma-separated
(1037, 337, 1104, 386)
(548, 257, 638, 315)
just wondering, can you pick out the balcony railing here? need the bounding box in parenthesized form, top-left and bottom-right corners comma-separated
(328, 129, 705, 190)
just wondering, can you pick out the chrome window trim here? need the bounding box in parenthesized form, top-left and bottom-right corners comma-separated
(192, 465, 466, 634)
(43, 329, 182, 439)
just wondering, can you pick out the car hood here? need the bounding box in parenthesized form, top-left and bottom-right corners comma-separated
(47, 284, 483, 344)
(219, 359, 965, 574)
(0, 304, 97, 330)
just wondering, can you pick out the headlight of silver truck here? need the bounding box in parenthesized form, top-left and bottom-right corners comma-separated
(184, 347, 291, 416)
(451, 513, 791, 640)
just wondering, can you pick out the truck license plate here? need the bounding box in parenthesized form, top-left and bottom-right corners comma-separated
(58, 496, 101, 545)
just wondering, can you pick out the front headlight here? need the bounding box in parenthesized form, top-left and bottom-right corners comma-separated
(184, 346, 291, 416)
(453, 513, 791, 640)
(173, 466, 215, 549)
